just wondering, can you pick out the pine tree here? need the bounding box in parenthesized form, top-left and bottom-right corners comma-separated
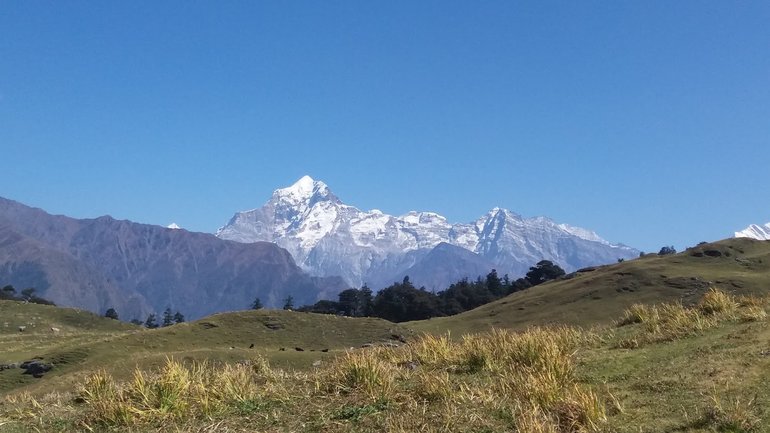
(485, 269, 503, 296)
(144, 314, 159, 329)
(173, 311, 185, 324)
(105, 308, 119, 320)
(283, 295, 294, 310)
(359, 284, 373, 316)
(251, 297, 263, 310)
(337, 289, 360, 316)
(162, 308, 174, 327)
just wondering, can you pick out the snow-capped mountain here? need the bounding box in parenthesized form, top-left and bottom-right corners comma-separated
(735, 222, 770, 240)
(217, 176, 639, 289)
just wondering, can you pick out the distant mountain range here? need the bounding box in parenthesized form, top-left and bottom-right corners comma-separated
(0, 197, 342, 320)
(217, 176, 640, 290)
(735, 222, 770, 241)
(0, 178, 648, 320)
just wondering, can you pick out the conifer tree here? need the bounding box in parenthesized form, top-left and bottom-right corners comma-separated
(173, 311, 185, 324)
(105, 308, 119, 320)
(162, 308, 174, 327)
(144, 314, 159, 329)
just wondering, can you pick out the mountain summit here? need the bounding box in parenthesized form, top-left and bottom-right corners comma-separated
(735, 222, 770, 240)
(217, 177, 639, 289)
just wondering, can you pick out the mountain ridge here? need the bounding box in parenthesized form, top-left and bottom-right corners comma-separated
(735, 222, 770, 240)
(217, 176, 640, 289)
(0, 196, 343, 320)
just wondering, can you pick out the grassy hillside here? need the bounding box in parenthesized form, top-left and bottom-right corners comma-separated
(409, 238, 770, 335)
(0, 302, 413, 396)
(1, 288, 768, 432)
(0, 300, 138, 395)
(2, 238, 770, 431)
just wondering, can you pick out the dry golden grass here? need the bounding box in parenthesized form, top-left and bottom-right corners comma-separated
(72, 356, 293, 429)
(3, 327, 608, 432)
(616, 288, 767, 347)
(697, 287, 739, 316)
(4, 287, 768, 432)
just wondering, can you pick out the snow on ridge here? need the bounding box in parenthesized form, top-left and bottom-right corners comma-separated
(217, 176, 640, 286)
(735, 222, 770, 240)
(273, 175, 330, 204)
(558, 223, 609, 245)
(167, 223, 181, 230)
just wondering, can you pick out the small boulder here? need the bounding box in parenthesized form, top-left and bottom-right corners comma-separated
(20, 360, 52, 378)
(0, 363, 19, 371)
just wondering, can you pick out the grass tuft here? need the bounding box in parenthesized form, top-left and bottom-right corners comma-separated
(61, 328, 609, 431)
(617, 303, 656, 326)
(693, 391, 762, 432)
(76, 356, 280, 427)
(698, 287, 739, 316)
(617, 288, 767, 347)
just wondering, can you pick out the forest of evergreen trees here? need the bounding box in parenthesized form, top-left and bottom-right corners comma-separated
(296, 260, 566, 322)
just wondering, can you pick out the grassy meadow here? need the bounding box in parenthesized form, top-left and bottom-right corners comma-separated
(409, 238, 770, 335)
(1, 238, 770, 432)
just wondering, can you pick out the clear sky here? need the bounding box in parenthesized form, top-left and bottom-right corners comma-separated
(1, 1, 769, 253)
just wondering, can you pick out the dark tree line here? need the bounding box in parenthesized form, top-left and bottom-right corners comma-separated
(0, 285, 55, 306)
(296, 260, 566, 322)
(114, 307, 185, 328)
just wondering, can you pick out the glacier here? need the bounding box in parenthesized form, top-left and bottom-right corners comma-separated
(217, 176, 640, 289)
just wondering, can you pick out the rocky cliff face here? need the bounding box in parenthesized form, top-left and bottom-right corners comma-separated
(0, 197, 343, 320)
(218, 176, 639, 289)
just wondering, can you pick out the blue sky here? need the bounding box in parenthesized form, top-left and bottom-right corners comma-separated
(1, 1, 769, 253)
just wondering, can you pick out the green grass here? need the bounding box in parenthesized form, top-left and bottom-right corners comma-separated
(0, 302, 413, 396)
(3, 289, 769, 432)
(2, 238, 770, 431)
(409, 238, 770, 336)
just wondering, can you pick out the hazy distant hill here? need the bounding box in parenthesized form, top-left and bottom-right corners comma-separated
(0, 197, 344, 320)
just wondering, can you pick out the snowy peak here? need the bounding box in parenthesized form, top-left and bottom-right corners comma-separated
(272, 175, 337, 206)
(217, 177, 640, 288)
(167, 223, 181, 230)
(735, 222, 770, 241)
